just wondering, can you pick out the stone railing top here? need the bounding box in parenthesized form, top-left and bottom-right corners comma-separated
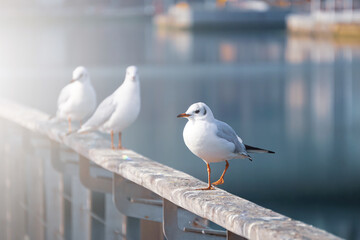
(0, 99, 342, 240)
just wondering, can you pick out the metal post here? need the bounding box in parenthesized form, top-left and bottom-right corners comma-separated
(7, 128, 26, 240)
(23, 132, 45, 240)
(0, 124, 27, 240)
(0, 120, 7, 240)
(71, 175, 92, 240)
(50, 141, 64, 173)
(46, 142, 65, 240)
(124, 217, 141, 240)
(104, 193, 126, 240)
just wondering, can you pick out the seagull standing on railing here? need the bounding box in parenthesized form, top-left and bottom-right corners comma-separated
(177, 102, 274, 190)
(56, 66, 97, 133)
(76, 66, 140, 150)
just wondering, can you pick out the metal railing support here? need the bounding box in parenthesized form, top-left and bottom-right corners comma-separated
(113, 173, 163, 222)
(79, 155, 112, 194)
(163, 198, 224, 240)
(163, 199, 246, 240)
(113, 173, 164, 240)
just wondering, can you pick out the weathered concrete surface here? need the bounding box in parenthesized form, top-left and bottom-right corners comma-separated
(0, 99, 342, 240)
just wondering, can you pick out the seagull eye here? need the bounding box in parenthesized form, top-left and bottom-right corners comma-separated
(195, 110, 200, 114)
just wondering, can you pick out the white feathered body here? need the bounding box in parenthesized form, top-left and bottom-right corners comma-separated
(183, 119, 247, 163)
(56, 81, 96, 121)
(100, 81, 140, 134)
(78, 79, 140, 134)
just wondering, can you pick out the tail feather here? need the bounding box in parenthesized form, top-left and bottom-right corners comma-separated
(245, 144, 275, 154)
(65, 125, 93, 136)
(66, 130, 77, 136)
(76, 125, 95, 135)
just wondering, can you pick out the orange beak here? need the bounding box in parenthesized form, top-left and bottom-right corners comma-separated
(70, 79, 75, 83)
(177, 113, 191, 118)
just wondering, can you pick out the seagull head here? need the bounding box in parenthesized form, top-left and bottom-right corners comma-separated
(125, 65, 139, 82)
(71, 66, 89, 83)
(177, 102, 214, 121)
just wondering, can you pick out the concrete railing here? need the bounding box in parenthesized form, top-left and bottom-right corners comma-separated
(0, 99, 341, 240)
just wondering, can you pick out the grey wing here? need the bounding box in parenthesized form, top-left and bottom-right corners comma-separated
(215, 120, 246, 154)
(80, 94, 115, 130)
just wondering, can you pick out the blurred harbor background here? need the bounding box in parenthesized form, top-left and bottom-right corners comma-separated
(0, 0, 359, 239)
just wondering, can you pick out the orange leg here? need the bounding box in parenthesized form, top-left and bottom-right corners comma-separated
(212, 160, 229, 186)
(79, 119, 82, 127)
(111, 130, 115, 149)
(68, 117, 72, 133)
(197, 163, 214, 190)
(118, 132, 124, 149)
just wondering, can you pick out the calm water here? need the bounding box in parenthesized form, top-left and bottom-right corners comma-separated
(0, 18, 359, 239)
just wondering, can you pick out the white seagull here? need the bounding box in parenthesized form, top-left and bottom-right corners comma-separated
(177, 102, 274, 190)
(56, 66, 97, 132)
(77, 66, 140, 149)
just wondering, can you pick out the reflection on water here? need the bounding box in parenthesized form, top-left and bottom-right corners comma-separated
(0, 19, 360, 239)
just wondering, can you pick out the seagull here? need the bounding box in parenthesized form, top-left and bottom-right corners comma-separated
(56, 66, 97, 132)
(77, 66, 140, 149)
(177, 102, 274, 190)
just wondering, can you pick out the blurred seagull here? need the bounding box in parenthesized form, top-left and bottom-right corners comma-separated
(76, 66, 140, 149)
(56, 66, 97, 132)
(177, 102, 274, 190)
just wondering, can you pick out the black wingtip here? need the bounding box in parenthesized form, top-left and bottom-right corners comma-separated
(245, 144, 275, 154)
